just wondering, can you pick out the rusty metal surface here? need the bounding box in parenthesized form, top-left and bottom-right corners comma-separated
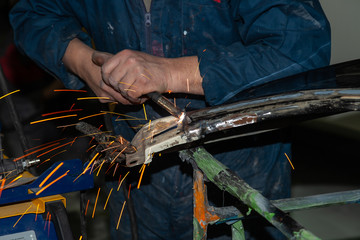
(76, 121, 135, 164)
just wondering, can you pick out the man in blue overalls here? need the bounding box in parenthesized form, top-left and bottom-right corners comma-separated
(10, 0, 331, 239)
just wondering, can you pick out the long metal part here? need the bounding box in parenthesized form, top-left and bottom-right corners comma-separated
(126, 88, 360, 167)
(200, 189, 360, 224)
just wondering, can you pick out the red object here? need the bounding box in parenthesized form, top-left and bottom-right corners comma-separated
(0, 44, 48, 86)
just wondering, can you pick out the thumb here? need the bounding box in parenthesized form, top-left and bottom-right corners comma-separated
(92, 51, 113, 66)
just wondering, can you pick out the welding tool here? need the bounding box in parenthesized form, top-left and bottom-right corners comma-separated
(147, 91, 184, 119)
(0, 158, 40, 179)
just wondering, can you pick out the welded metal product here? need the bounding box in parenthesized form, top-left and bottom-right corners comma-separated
(126, 87, 360, 167)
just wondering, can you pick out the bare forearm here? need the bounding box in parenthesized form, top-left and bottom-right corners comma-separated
(62, 38, 204, 104)
(62, 38, 99, 81)
(166, 56, 204, 95)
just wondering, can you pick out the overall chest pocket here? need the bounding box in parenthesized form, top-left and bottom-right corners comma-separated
(182, 0, 238, 55)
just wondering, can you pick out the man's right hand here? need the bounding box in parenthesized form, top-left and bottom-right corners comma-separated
(62, 38, 132, 104)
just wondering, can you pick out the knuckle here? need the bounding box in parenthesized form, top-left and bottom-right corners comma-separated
(125, 56, 137, 66)
(120, 49, 132, 56)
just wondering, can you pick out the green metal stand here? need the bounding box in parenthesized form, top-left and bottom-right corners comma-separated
(181, 147, 321, 240)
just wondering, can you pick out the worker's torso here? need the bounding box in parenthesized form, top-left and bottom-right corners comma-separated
(72, 0, 241, 58)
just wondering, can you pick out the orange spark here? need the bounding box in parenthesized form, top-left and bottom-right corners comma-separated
(92, 188, 101, 218)
(113, 163, 119, 177)
(0, 179, 5, 198)
(54, 89, 87, 93)
(56, 123, 79, 128)
(115, 118, 145, 122)
(105, 162, 116, 175)
(36, 141, 72, 158)
(118, 175, 122, 185)
(25, 139, 66, 152)
(101, 111, 144, 121)
(7, 174, 22, 184)
(119, 81, 138, 87)
(109, 147, 128, 164)
(70, 137, 77, 146)
(89, 136, 95, 146)
(124, 88, 136, 92)
(83, 153, 99, 173)
(78, 112, 106, 121)
(116, 201, 127, 230)
(79, 236, 83, 240)
(85, 199, 90, 216)
(87, 145, 96, 152)
(48, 213, 51, 236)
(44, 212, 49, 230)
(36, 170, 70, 196)
(4, 174, 23, 189)
(35, 203, 39, 221)
(101, 144, 122, 152)
(30, 114, 77, 124)
(4, 170, 16, 179)
(284, 153, 295, 170)
(39, 162, 64, 188)
(137, 164, 146, 189)
(143, 104, 148, 120)
(14, 142, 61, 161)
(36, 159, 50, 168)
(42, 109, 83, 117)
(90, 160, 97, 174)
(96, 160, 105, 177)
(104, 188, 113, 210)
(74, 153, 100, 182)
(13, 204, 32, 228)
(0, 89, 20, 100)
(77, 97, 110, 100)
(140, 74, 151, 81)
(117, 171, 130, 191)
(107, 141, 115, 148)
(128, 184, 131, 199)
(47, 149, 67, 160)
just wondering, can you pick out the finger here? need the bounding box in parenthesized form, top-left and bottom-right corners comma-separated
(105, 86, 133, 105)
(92, 51, 113, 67)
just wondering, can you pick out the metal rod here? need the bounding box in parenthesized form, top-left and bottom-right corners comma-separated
(0, 66, 30, 154)
(147, 91, 183, 119)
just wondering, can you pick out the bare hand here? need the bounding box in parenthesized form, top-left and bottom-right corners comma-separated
(62, 39, 128, 103)
(63, 38, 203, 105)
(92, 49, 171, 104)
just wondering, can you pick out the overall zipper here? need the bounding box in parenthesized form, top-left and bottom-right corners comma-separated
(142, 1, 152, 54)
